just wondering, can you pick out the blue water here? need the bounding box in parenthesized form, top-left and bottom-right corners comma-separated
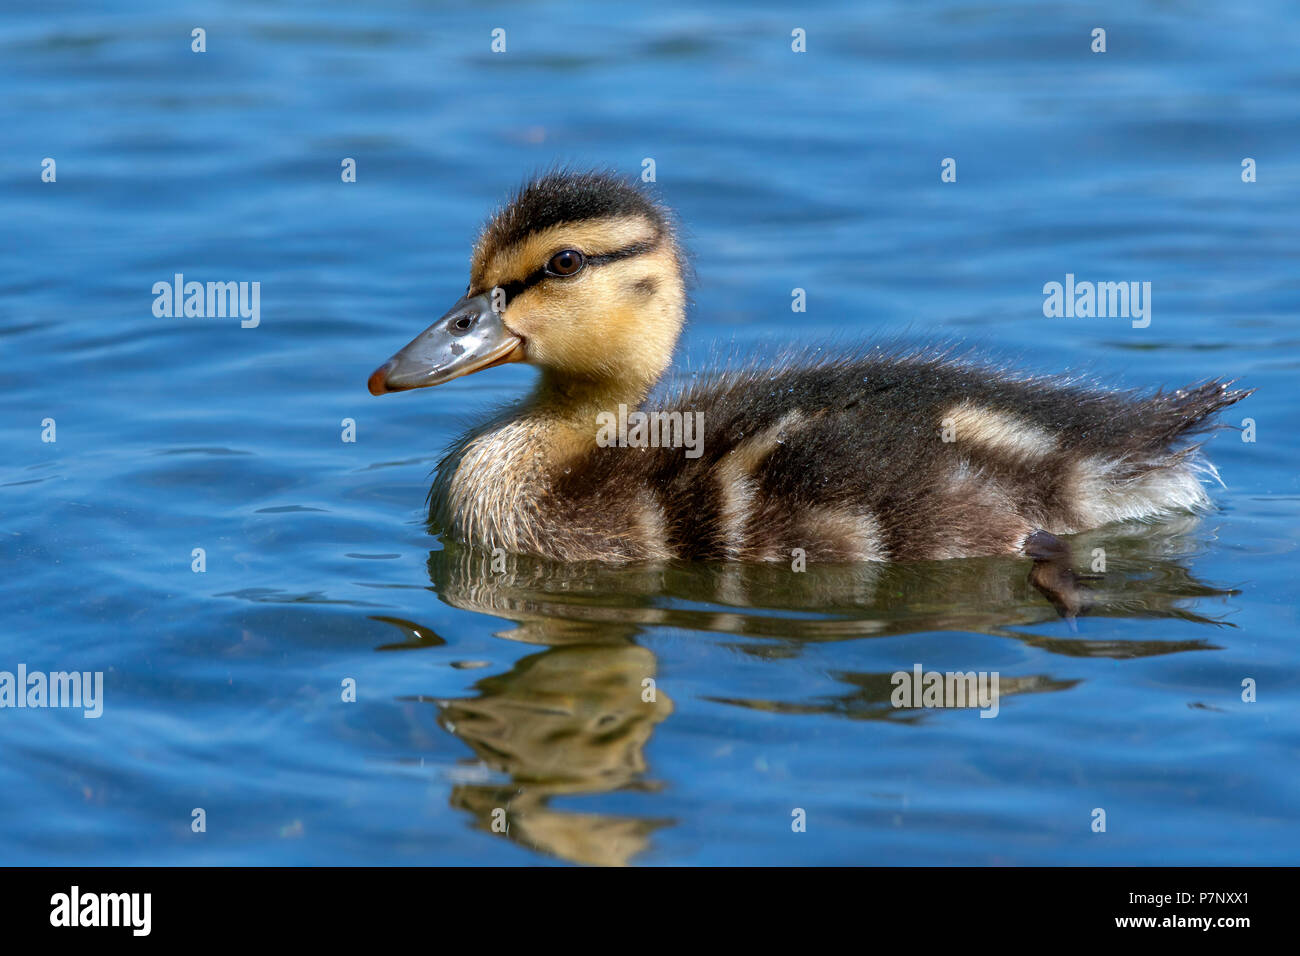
(2, 0, 1297, 865)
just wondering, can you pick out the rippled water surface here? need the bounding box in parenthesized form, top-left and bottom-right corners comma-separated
(2, 1, 1298, 865)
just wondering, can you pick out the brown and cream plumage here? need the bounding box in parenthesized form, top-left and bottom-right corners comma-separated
(367, 170, 1248, 571)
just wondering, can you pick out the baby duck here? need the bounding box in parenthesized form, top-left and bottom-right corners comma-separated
(368, 170, 1248, 567)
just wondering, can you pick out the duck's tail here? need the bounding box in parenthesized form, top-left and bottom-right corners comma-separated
(1068, 379, 1252, 527)
(1126, 379, 1254, 455)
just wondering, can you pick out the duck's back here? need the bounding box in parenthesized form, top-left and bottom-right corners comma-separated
(549, 350, 1247, 563)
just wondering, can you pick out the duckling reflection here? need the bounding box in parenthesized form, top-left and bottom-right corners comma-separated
(424, 516, 1238, 654)
(414, 516, 1236, 862)
(427, 644, 673, 866)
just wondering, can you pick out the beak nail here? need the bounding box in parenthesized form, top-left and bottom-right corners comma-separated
(367, 361, 395, 396)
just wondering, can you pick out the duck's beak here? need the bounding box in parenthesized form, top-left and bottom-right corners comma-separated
(367, 292, 524, 395)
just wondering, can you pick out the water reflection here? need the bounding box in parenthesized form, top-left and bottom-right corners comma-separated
(436, 645, 672, 866)
(423, 517, 1235, 650)
(395, 516, 1237, 863)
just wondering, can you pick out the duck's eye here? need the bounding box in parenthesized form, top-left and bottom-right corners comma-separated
(545, 250, 585, 277)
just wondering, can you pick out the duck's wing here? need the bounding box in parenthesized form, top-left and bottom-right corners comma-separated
(621, 351, 1250, 562)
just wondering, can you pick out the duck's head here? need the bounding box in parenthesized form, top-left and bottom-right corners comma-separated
(368, 170, 687, 399)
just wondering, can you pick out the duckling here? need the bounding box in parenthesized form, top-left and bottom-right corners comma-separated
(368, 170, 1249, 571)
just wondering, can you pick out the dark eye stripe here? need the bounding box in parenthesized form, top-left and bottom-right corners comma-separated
(488, 236, 661, 306)
(585, 237, 659, 267)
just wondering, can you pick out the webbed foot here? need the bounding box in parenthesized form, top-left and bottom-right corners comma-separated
(1023, 530, 1098, 623)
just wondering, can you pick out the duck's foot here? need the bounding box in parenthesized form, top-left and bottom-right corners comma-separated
(1023, 530, 1100, 623)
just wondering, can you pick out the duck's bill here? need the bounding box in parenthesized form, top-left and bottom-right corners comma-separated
(368, 292, 523, 395)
